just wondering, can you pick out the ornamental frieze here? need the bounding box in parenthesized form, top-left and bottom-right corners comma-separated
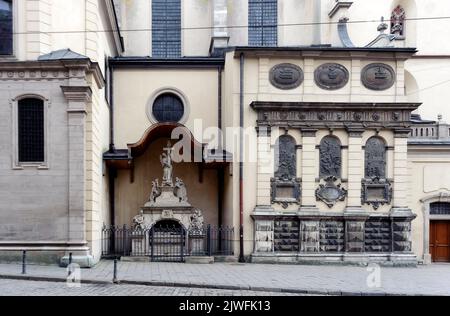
(257, 110, 411, 126)
(0, 70, 71, 81)
(361, 63, 396, 91)
(269, 63, 304, 90)
(314, 63, 349, 90)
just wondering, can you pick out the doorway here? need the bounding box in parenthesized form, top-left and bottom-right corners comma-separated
(430, 221, 450, 262)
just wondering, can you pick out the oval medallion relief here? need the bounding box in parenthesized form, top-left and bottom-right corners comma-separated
(269, 63, 304, 90)
(314, 63, 349, 90)
(361, 63, 396, 91)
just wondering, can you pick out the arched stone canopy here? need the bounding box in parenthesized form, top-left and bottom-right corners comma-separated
(104, 122, 232, 171)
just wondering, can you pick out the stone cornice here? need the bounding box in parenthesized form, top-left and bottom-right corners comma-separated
(0, 59, 104, 89)
(233, 47, 417, 61)
(251, 101, 421, 130)
(61, 86, 93, 103)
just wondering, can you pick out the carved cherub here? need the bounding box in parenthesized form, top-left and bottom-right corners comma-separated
(149, 179, 161, 203)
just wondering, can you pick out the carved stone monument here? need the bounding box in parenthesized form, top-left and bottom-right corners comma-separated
(130, 142, 205, 256)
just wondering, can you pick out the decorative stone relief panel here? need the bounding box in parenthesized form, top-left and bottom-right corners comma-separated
(269, 63, 303, 90)
(255, 220, 274, 253)
(361, 178, 393, 210)
(314, 63, 349, 90)
(365, 219, 391, 252)
(274, 220, 300, 252)
(346, 221, 365, 252)
(300, 221, 320, 253)
(393, 221, 412, 252)
(361, 63, 396, 91)
(272, 135, 301, 208)
(365, 137, 386, 179)
(320, 221, 345, 252)
(319, 136, 342, 179)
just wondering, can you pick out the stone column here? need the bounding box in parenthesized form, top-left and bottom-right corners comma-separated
(300, 129, 318, 212)
(61, 85, 94, 268)
(346, 128, 365, 211)
(210, 0, 229, 55)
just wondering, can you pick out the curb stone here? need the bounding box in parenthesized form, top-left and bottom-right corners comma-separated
(0, 273, 438, 296)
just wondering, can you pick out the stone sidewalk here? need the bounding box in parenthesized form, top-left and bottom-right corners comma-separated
(0, 261, 449, 296)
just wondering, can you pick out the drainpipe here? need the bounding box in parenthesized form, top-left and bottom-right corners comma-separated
(108, 59, 116, 228)
(239, 53, 245, 263)
(218, 66, 224, 228)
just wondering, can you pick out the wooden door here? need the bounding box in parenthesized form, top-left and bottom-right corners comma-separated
(430, 221, 450, 262)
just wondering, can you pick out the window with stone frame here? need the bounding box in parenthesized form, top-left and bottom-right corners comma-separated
(365, 137, 387, 179)
(390, 5, 406, 38)
(248, 0, 278, 47)
(319, 136, 342, 179)
(152, 0, 181, 58)
(0, 0, 13, 55)
(18, 98, 45, 163)
(152, 93, 185, 123)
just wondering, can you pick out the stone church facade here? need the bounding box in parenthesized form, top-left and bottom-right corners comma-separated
(0, 0, 449, 267)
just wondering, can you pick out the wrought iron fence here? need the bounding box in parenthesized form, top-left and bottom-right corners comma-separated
(101, 224, 235, 262)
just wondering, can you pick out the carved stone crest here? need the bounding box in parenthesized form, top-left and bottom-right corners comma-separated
(316, 176, 347, 208)
(361, 63, 396, 91)
(269, 63, 304, 90)
(314, 63, 349, 90)
(361, 177, 393, 210)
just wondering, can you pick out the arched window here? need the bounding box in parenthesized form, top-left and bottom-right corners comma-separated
(390, 5, 406, 37)
(152, 0, 181, 58)
(152, 93, 185, 123)
(365, 137, 387, 179)
(18, 98, 45, 162)
(274, 135, 296, 181)
(0, 0, 13, 55)
(319, 136, 341, 179)
(248, 0, 278, 46)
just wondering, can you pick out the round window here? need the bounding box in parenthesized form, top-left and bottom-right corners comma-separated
(152, 93, 185, 123)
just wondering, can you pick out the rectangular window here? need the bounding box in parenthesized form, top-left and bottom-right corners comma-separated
(0, 0, 13, 55)
(18, 98, 45, 163)
(248, 0, 278, 47)
(152, 0, 181, 58)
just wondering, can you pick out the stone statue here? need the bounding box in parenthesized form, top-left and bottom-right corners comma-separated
(149, 179, 161, 203)
(189, 209, 204, 231)
(132, 210, 146, 230)
(174, 177, 188, 203)
(160, 142, 173, 186)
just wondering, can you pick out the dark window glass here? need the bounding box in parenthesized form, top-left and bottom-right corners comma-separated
(248, 0, 278, 46)
(0, 0, 13, 55)
(319, 136, 341, 179)
(365, 137, 387, 179)
(430, 202, 450, 215)
(152, 0, 181, 58)
(18, 98, 45, 163)
(152, 93, 184, 123)
(274, 135, 296, 181)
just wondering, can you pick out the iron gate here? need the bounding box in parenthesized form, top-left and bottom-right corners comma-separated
(101, 224, 234, 262)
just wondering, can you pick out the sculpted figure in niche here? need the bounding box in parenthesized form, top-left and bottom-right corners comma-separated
(160, 141, 174, 186)
(275, 135, 296, 181)
(365, 137, 386, 179)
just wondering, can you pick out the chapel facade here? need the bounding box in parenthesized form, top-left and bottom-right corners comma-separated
(0, 0, 449, 266)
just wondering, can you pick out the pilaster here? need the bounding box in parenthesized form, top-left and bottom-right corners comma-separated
(300, 129, 318, 211)
(256, 127, 273, 207)
(346, 128, 364, 209)
(392, 129, 410, 209)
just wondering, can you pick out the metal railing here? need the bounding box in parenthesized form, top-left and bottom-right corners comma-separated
(101, 224, 235, 262)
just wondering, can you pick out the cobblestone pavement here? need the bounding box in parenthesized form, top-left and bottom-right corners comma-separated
(0, 279, 302, 296)
(0, 261, 449, 295)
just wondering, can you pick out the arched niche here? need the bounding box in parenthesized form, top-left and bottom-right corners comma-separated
(390, 0, 417, 47)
